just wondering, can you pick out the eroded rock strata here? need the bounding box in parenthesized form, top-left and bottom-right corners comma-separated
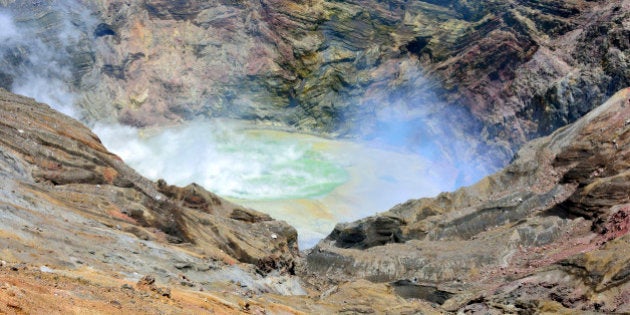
(0, 88, 304, 302)
(0, 88, 299, 266)
(2, 1, 630, 175)
(304, 88, 630, 313)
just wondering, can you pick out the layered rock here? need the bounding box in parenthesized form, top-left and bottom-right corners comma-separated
(3, 1, 630, 178)
(0, 88, 298, 280)
(3, 1, 630, 312)
(303, 88, 630, 313)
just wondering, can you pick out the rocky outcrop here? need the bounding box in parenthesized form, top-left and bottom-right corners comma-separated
(303, 88, 630, 313)
(3, 1, 630, 178)
(0, 88, 298, 273)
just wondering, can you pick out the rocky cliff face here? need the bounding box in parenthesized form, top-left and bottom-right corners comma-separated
(2, 0, 630, 175)
(304, 88, 630, 313)
(0, 87, 300, 287)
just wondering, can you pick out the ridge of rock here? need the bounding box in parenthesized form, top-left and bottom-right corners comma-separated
(303, 88, 630, 313)
(0, 87, 298, 275)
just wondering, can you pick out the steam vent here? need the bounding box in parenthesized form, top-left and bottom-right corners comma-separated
(1, 1, 630, 313)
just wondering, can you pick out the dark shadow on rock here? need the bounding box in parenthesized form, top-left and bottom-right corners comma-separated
(391, 279, 454, 305)
(328, 216, 406, 249)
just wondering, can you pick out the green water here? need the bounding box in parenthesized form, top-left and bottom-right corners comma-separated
(209, 131, 350, 200)
(96, 122, 349, 201)
(95, 121, 450, 248)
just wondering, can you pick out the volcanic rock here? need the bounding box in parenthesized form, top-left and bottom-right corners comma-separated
(3, 1, 630, 178)
(2, 0, 630, 313)
(2, 79, 630, 313)
(0, 88, 443, 312)
(0, 87, 297, 274)
(303, 88, 630, 313)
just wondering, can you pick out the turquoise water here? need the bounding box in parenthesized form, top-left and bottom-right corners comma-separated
(95, 122, 349, 201)
(95, 120, 452, 248)
(192, 129, 350, 200)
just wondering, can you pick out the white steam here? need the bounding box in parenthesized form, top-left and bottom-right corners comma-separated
(0, 12, 17, 41)
(0, 3, 498, 249)
(349, 60, 499, 189)
(13, 75, 77, 118)
(0, 4, 95, 118)
(94, 120, 453, 248)
(93, 121, 349, 200)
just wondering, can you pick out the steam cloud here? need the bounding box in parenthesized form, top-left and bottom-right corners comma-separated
(0, 12, 17, 40)
(348, 61, 498, 190)
(0, 3, 95, 118)
(93, 121, 350, 200)
(93, 120, 451, 248)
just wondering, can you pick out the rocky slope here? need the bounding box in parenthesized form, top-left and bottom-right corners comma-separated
(0, 88, 300, 265)
(0, 88, 302, 308)
(304, 88, 630, 313)
(2, 0, 630, 177)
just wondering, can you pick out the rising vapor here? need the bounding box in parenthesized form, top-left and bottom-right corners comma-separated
(0, 2, 95, 118)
